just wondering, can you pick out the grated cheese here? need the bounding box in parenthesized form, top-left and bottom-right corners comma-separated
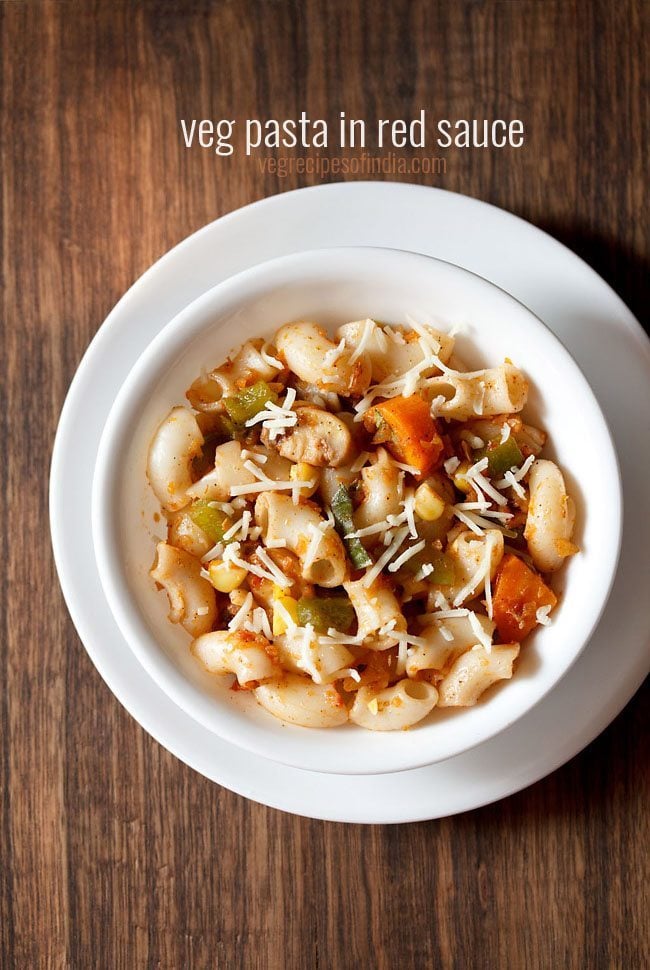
(438, 624, 454, 642)
(444, 456, 460, 475)
(209, 500, 235, 514)
(433, 591, 451, 610)
(415, 562, 434, 581)
(201, 542, 225, 563)
(378, 619, 397, 637)
(452, 532, 497, 608)
(500, 423, 511, 444)
(503, 470, 526, 499)
(244, 606, 272, 639)
(451, 507, 486, 536)
(536, 605, 553, 626)
(228, 592, 254, 632)
(339, 667, 361, 683)
(388, 458, 421, 476)
(323, 337, 347, 370)
(375, 325, 389, 352)
(392, 631, 429, 648)
(361, 527, 410, 587)
(468, 610, 492, 653)
(495, 454, 536, 489)
(322, 628, 365, 645)
(230, 478, 316, 497)
(388, 539, 426, 573)
(255, 547, 293, 588)
(396, 640, 408, 676)
(350, 451, 370, 473)
(405, 315, 443, 356)
(353, 353, 440, 419)
(303, 522, 326, 572)
(241, 449, 268, 465)
(428, 607, 470, 620)
(244, 387, 298, 440)
(385, 325, 406, 345)
(429, 394, 448, 418)
(265, 537, 288, 549)
(274, 598, 297, 631)
(200, 567, 212, 581)
(348, 318, 375, 363)
(222, 509, 252, 542)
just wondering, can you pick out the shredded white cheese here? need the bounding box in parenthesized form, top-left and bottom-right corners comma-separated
(429, 394, 448, 418)
(348, 318, 375, 363)
(444, 456, 460, 475)
(503, 470, 526, 499)
(495, 454, 536, 489)
(350, 451, 370, 473)
(274, 598, 297, 631)
(244, 387, 298, 440)
(323, 338, 347, 370)
(361, 527, 410, 587)
(500, 423, 511, 444)
(322, 628, 365, 645)
(255, 547, 293, 588)
(427, 607, 470, 620)
(415, 562, 435, 581)
(241, 449, 268, 465)
(302, 523, 326, 572)
(228, 592, 254, 632)
(201, 542, 225, 563)
(230, 478, 316, 497)
(468, 610, 492, 653)
(536, 605, 553, 626)
(452, 532, 496, 608)
(388, 539, 426, 573)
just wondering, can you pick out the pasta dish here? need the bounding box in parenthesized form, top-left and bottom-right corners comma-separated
(146, 318, 578, 730)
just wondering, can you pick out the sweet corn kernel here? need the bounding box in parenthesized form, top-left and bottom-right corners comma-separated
(289, 461, 319, 497)
(207, 560, 247, 593)
(453, 461, 473, 493)
(414, 482, 446, 521)
(272, 592, 299, 635)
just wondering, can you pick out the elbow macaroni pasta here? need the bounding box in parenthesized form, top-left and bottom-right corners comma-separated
(146, 316, 578, 731)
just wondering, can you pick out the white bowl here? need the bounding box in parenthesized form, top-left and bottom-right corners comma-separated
(91, 246, 622, 775)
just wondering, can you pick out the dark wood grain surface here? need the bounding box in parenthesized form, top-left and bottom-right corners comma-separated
(1, 1, 648, 967)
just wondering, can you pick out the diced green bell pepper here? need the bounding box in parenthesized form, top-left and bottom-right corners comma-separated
(427, 552, 456, 585)
(223, 381, 278, 425)
(476, 436, 523, 477)
(187, 501, 230, 544)
(297, 596, 355, 634)
(330, 485, 373, 570)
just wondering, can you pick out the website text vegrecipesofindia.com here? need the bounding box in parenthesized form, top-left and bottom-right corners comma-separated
(257, 153, 447, 178)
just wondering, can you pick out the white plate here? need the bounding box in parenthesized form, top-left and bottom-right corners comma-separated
(50, 183, 650, 823)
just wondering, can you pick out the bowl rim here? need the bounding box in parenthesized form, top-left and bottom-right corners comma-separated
(90, 244, 623, 775)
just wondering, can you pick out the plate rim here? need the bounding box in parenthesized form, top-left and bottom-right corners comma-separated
(50, 181, 650, 822)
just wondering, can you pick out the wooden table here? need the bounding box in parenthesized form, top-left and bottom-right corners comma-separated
(2, 2, 648, 966)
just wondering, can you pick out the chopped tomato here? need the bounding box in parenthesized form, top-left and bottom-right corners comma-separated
(492, 553, 557, 642)
(364, 394, 443, 476)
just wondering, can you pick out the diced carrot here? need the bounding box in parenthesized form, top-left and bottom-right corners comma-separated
(492, 553, 557, 642)
(364, 394, 444, 476)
